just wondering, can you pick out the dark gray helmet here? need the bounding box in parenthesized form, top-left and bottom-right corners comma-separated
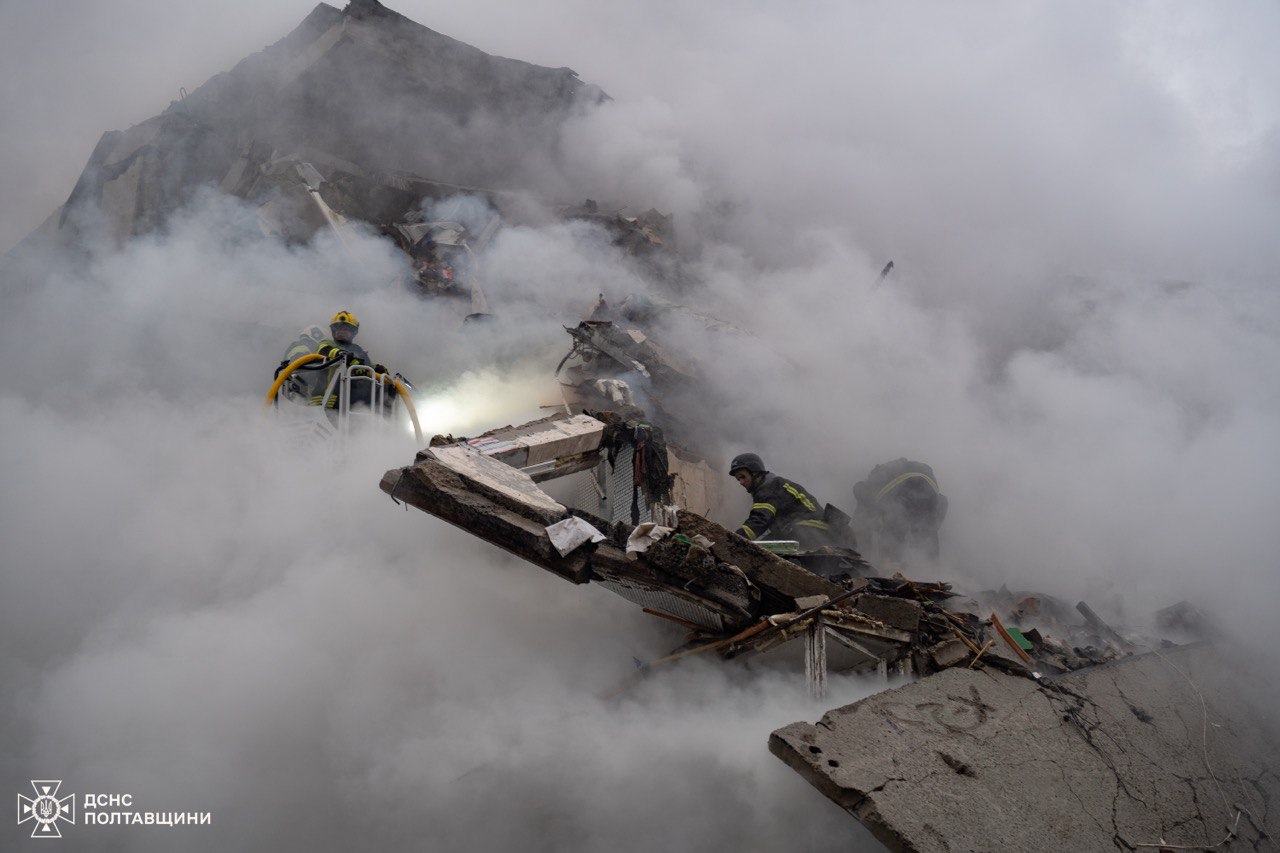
(729, 453, 765, 475)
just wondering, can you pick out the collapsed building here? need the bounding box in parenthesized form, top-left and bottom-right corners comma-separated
(9, 0, 1278, 849)
(14, 0, 677, 317)
(50, 0, 599, 247)
(380, 399, 1280, 850)
(378, 316, 1280, 850)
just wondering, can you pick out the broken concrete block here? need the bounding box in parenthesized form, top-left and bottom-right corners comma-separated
(926, 637, 970, 669)
(427, 445, 566, 518)
(853, 593, 922, 632)
(461, 413, 605, 469)
(793, 595, 830, 611)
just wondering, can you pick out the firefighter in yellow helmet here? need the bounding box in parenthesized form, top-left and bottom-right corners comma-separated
(317, 311, 371, 363)
(313, 311, 388, 408)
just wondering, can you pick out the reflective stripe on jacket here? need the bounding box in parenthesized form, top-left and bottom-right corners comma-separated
(310, 341, 374, 408)
(316, 340, 371, 364)
(739, 472, 829, 541)
(855, 459, 940, 507)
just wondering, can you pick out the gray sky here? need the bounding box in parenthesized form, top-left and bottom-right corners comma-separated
(2, 1, 1279, 850)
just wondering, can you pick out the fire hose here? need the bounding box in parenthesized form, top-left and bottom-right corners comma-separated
(263, 354, 422, 443)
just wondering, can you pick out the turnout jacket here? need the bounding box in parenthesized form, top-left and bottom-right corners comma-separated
(284, 336, 319, 362)
(851, 458, 947, 562)
(280, 330, 326, 403)
(738, 472, 830, 544)
(312, 339, 373, 408)
(317, 339, 371, 364)
(852, 458, 946, 524)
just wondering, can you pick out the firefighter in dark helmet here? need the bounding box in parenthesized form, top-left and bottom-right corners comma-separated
(852, 458, 947, 566)
(729, 453, 833, 548)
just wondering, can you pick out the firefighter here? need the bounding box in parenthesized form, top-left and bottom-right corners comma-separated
(852, 458, 948, 566)
(284, 325, 327, 363)
(314, 311, 387, 408)
(279, 325, 328, 402)
(317, 311, 374, 365)
(729, 453, 833, 548)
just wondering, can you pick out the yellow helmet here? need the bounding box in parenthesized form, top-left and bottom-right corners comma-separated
(330, 310, 359, 329)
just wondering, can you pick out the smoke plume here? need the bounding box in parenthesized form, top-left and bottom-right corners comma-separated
(2, 2, 1278, 851)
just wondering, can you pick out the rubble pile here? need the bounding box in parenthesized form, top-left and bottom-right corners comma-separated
(15, 0, 1273, 847)
(554, 200, 679, 282)
(380, 404, 1165, 690)
(556, 200, 674, 257)
(383, 409, 841, 633)
(554, 304, 738, 452)
(376, 383, 1280, 850)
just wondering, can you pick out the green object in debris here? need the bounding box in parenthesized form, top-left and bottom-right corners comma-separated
(755, 540, 800, 555)
(673, 534, 695, 546)
(1005, 626, 1034, 650)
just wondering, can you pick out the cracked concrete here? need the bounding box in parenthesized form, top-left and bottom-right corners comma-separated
(770, 644, 1279, 852)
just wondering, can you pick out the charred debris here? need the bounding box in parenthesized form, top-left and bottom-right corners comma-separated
(381, 379, 1280, 851)
(380, 307, 1196, 696)
(21, 0, 1276, 846)
(380, 304, 1278, 851)
(380, 409, 1203, 695)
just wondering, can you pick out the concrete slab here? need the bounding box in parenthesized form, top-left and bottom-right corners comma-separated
(428, 445, 565, 517)
(770, 643, 1280, 852)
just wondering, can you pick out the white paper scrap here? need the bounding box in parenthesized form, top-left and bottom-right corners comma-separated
(545, 516, 606, 557)
(626, 522, 674, 560)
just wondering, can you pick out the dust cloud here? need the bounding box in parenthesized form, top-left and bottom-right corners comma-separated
(2, 1, 1278, 851)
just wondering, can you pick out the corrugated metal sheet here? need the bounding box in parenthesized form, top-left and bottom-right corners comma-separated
(594, 578, 724, 631)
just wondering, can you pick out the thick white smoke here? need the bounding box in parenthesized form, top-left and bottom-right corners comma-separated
(3, 1, 1279, 851)
(0, 201, 882, 850)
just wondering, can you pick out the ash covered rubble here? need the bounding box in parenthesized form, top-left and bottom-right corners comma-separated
(15, 0, 1276, 846)
(380, 308, 1188, 685)
(383, 404, 1280, 850)
(382, 306, 1280, 851)
(378, 397, 1193, 685)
